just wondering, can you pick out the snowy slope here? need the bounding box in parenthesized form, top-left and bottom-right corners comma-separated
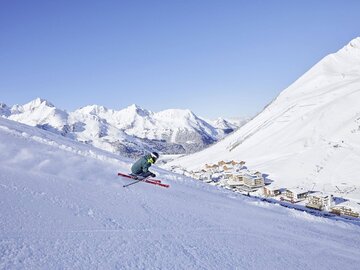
(168, 37, 360, 200)
(2, 99, 243, 157)
(1, 117, 360, 270)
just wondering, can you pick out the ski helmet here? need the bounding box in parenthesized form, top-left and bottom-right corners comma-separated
(151, 152, 159, 161)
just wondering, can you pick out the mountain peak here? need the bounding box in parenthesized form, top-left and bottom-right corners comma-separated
(348, 37, 360, 49)
(122, 104, 150, 117)
(338, 37, 360, 55)
(23, 98, 54, 110)
(128, 104, 141, 110)
(79, 105, 109, 115)
(155, 108, 197, 121)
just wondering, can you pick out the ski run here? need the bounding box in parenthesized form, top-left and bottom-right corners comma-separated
(1, 115, 360, 270)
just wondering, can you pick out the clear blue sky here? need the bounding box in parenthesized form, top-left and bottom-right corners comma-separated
(1, 0, 359, 119)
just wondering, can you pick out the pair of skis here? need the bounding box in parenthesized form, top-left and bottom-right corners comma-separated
(117, 173, 170, 188)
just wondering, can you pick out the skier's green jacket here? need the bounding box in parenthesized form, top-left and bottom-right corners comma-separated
(131, 154, 155, 175)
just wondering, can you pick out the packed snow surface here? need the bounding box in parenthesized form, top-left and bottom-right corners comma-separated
(1, 117, 360, 269)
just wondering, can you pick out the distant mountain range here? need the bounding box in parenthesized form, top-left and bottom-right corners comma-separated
(168, 37, 360, 200)
(0, 99, 248, 157)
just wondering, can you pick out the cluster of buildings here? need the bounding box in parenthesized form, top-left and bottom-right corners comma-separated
(269, 188, 360, 218)
(171, 160, 360, 219)
(178, 160, 266, 192)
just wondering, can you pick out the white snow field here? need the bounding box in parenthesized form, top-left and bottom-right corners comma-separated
(1, 118, 360, 270)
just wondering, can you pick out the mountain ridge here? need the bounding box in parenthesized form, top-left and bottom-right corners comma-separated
(0, 99, 246, 157)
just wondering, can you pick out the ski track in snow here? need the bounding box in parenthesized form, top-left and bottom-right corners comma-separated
(1, 117, 360, 270)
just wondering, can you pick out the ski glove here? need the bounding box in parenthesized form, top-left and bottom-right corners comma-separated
(150, 173, 156, 178)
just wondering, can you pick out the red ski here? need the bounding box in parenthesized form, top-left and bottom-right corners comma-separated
(117, 173, 170, 188)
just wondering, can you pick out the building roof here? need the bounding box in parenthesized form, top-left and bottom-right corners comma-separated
(264, 184, 284, 191)
(333, 200, 360, 211)
(286, 188, 309, 195)
(308, 192, 332, 198)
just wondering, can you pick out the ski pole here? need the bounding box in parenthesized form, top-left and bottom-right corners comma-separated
(123, 176, 149, 188)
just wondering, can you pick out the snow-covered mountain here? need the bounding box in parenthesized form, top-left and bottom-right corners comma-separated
(1, 116, 360, 269)
(211, 118, 236, 133)
(168, 37, 360, 200)
(1, 98, 244, 157)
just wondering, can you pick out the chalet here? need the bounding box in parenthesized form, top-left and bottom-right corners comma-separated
(225, 160, 237, 166)
(233, 161, 246, 171)
(282, 188, 309, 203)
(206, 164, 220, 173)
(217, 160, 226, 166)
(223, 165, 232, 172)
(306, 192, 334, 211)
(331, 201, 360, 218)
(263, 185, 284, 197)
(217, 160, 237, 167)
(205, 164, 218, 170)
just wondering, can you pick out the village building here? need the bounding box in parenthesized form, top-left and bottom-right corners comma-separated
(226, 173, 245, 188)
(217, 160, 226, 166)
(251, 171, 263, 177)
(190, 169, 207, 180)
(263, 185, 284, 197)
(233, 161, 246, 171)
(231, 173, 246, 182)
(227, 180, 244, 189)
(225, 160, 237, 166)
(205, 164, 219, 172)
(201, 171, 212, 181)
(331, 201, 360, 218)
(306, 192, 334, 211)
(237, 174, 265, 192)
(190, 171, 201, 180)
(281, 188, 309, 203)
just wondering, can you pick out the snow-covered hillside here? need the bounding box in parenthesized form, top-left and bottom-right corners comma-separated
(1, 99, 243, 157)
(1, 117, 360, 269)
(168, 37, 360, 200)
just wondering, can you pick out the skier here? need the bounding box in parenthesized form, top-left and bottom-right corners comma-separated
(130, 152, 159, 179)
